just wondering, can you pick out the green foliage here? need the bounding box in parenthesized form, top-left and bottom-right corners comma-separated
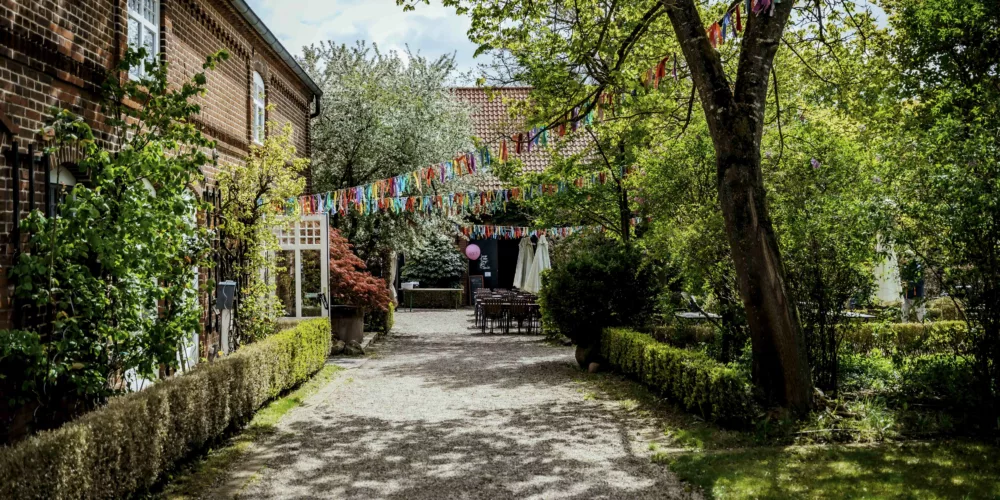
(839, 321, 968, 356)
(401, 234, 465, 288)
(217, 120, 308, 347)
(899, 354, 979, 409)
(764, 109, 887, 391)
(2, 48, 227, 438)
(538, 234, 658, 346)
(365, 302, 395, 335)
(601, 328, 756, 425)
(878, 0, 1000, 424)
(0, 318, 330, 499)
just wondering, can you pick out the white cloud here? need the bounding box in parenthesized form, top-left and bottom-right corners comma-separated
(246, 0, 484, 82)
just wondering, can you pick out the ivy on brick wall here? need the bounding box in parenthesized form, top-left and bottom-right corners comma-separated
(217, 118, 308, 347)
(0, 48, 229, 442)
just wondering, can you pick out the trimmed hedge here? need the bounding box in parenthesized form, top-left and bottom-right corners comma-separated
(0, 318, 331, 499)
(601, 328, 756, 425)
(650, 324, 716, 348)
(401, 288, 462, 309)
(840, 321, 967, 355)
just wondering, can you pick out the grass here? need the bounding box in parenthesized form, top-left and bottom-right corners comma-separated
(575, 368, 1000, 499)
(155, 363, 344, 499)
(654, 441, 1000, 499)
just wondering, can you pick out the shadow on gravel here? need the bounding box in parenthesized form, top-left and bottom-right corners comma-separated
(247, 406, 691, 499)
(375, 336, 580, 392)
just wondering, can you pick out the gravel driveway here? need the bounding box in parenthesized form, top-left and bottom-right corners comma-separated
(231, 309, 693, 499)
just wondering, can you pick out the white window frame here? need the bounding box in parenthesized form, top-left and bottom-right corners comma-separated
(275, 214, 330, 319)
(127, 0, 160, 79)
(251, 71, 266, 144)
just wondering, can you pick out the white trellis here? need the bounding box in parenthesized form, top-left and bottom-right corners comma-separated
(275, 214, 330, 319)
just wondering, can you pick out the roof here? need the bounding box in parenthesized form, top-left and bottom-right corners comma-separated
(451, 87, 590, 189)
(230, 0, 322, 98)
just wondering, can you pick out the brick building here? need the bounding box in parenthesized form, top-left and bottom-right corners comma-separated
(0, 1, 321, 338)
(451, 87, 588, 291)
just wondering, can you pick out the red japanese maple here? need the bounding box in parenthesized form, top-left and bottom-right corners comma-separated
(328, 229, 392, 312)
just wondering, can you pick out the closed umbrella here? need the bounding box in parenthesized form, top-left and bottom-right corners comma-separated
(522, 235, 551, 293)
(513, 236, 535, 289)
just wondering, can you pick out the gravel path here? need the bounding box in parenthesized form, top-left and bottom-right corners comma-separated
(233, 309, 693, 499)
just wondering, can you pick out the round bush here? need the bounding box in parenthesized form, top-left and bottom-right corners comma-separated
(402, 234, 466, 288)
(538, 234, 658, 347)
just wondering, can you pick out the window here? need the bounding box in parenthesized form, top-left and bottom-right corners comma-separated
(127, 0, 159, 78)
(48, 165, 77, 216)
(251, 71, 266, 144)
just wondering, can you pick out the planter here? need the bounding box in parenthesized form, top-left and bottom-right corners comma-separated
(329, 305, 364, 344)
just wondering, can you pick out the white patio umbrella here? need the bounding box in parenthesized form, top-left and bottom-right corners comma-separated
(522, 235, 551, 293)
(513, 236, 535, 289)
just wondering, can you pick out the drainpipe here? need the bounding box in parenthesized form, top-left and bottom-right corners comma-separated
(310, 94, 321, 118)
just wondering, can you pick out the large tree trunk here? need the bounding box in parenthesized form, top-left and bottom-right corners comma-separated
(662, 0, 813, 413)
(715, 133, 812, 413)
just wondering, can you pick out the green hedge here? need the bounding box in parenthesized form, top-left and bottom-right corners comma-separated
(650, 324, 716, 347)
(601, 328, 755, 425)
(401, 288, 462, 309)
(0, 318, 331, 499)
(840, 321, 967, 355)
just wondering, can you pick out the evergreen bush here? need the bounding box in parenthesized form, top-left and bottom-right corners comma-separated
(401, 234, 465, 288)
(538, 234, 658, 347)
(839, 321, 968, 355)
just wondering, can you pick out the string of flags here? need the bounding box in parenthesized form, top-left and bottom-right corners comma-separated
(707, 0, 777, 49)
(460, 218, 645, 241)
(293, 169, 626, 218)
(290, 1, 780, 220)
(289, 146, 493, 214)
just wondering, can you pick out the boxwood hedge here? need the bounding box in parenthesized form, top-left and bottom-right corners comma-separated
(839, 321, 967, 355)
(601, 328, 756, 425)
(0, 318, 331, 499)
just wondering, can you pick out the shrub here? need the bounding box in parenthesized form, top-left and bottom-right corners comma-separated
(329, 229, 392, 312)
(601, 328, 756, 425)
(401, 234, 465, 288)
(840, 321, 968, 355)
(365, 302, 395, 335)
(923, 297, 965, 321)
(0, 319, 330, 499)
(899, 353, 979, 410)
(650, 324, 716, 348)
(539, 235, 658, 347)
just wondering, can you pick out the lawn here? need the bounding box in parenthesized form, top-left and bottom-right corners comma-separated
(576, 369, 1000, 499)
(656, 442, 1000, 499)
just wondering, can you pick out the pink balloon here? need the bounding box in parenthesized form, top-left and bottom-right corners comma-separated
(465, 244, 481, 260)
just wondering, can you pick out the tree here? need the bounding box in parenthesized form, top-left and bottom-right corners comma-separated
(399, 0, 856, 412)
(328, 229, 392, 312)
(217, 120, 308, 347)
(879, 0, 1000, 425)
(301, 42, 474, 277)
(401, 233, 466, 288)
(1, 48, 226, 441)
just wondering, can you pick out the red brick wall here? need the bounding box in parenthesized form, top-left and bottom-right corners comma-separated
(0, 0, 316, 331)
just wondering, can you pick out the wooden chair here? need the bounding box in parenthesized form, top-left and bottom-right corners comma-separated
(510, 300, 532, 334)
(482, 298, 506, 334)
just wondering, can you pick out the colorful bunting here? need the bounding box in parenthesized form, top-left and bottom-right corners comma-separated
(460, 218, 645, 240)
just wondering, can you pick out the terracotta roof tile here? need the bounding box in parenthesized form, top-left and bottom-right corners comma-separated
(451, 87, 590, 190)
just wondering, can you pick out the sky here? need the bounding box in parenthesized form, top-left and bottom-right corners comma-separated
(245, 0, 484, 83)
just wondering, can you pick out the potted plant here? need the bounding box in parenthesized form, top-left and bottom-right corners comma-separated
(328, 229, 392, 344)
